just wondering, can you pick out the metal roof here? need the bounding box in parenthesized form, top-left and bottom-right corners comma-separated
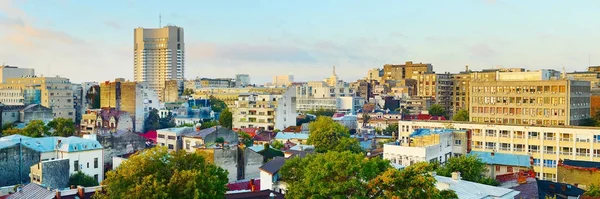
(259, 157, 286, 175)
(435, 175, 520, 199)
(275, 132, 309, 140)
(0, 135, 102, 152)
(409, 128, 454, 137)
(469, 151, 531, 167)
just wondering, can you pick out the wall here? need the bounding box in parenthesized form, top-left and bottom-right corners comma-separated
(557, 166, 600, 190)
(96, 132, 146, 164)
(40, 159, 69, 189)
(212, 148, 239, 182)
(62, 149, 104, 184)
(259, 170, 272, 191)
(244, 148, 265, 180)
(275, 86, 297, 130)
(0, 144, 40, 186)
(112, 157, 127, 170)
(591, 95, 600, 116)
(20, 105, 53, 124)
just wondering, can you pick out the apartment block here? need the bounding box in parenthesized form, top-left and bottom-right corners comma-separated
(0, 65, 35, 83)
(200, 78, 234, 88)
(100, 79, 160, 132)
(233, 87, 296, 131)
(235, 74, 251, 87)
(414, 72, 453, 115)
(397, 120, 600, 182)
(192, 87, 287, 109)
(1, 76, 75, 120)
(383, 128, 468, 167)
(382, 61, 432, 81)
(469, 80, 590, 126)
(272, 75, 294, 88)
(366, 68, 384, 83)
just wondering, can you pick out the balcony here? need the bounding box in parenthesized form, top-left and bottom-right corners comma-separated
(529, 149, 540, 154)
(486, 146, 496, 150)
(545, 150, 556, 155)
(560, 138, 572, 142)
(576, 153, 589, 157)
(514, 148, 525, 152)
(499, 147, 510, 151)
(544, 137, 556, 141)
(560, 151, 572, 155)
(576, 138, 590, 143)
(528, 136, 539, 140)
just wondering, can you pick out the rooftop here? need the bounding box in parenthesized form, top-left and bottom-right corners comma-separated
(182, 126, 222, 138)
(275, 132, 309, 140)
(435, 175, 520, 199)
(259, 156, 286, 175)
(0, 135, 102, 152)
(469, 151, 531, 167)
(409, 128, 455, 137)
(560, 159, 600, 169)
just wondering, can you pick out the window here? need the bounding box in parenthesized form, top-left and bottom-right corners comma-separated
(500, 143, 510, 151)
(485, 142, 496, 150)
(507, 166, 513, 173)
(577, 148, 590, 156)
(533, 159, 540, 166)
(454, 140, 462, 146)
(94, 158, 98, 168)
(168, 144, 174, 149)
(529, 145, 540, 153)
(94, 174, 98, 182)
(496, 165, 500, 171)
(158, 134, 165, 138)
(74, 160, 79, 171)
(168, 136, 176, 140)
(543, 160, 557, 168)
(87, 162, 89, 168)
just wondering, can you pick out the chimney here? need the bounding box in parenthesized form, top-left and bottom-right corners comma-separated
(77, 186, 85, 198)
(55, 189, 61, 199)
(249, 179, 256, 192)
(451, 172, 461, 181)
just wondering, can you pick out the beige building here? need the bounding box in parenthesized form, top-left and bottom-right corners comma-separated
(366, 68, 384, 83)
(100, 79, 160, 132)
(566, 66, 600, 88)
(0, 65, 35, 83)
(469, 79, 590, 126)
(1, 76, 75, 120)
(398, 120, 600, 182)
(134, 26, 185, 101)
(272, 75, 294, 87)
(383, 61, 432, 81)
(200, 78, 234, 88)
(192, 87, 287, 109)
(163, 80, 182, 102)
(414, 72, 453, 115)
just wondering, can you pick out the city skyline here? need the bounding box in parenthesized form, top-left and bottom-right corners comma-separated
(0, 0, 599, 83)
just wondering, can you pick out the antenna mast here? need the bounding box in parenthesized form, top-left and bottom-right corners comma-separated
(159, 13, 162, 27)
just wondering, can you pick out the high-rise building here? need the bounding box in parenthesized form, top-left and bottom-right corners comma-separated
(383, 61, 432, 81)
(0, 65, 35, 83)
(133, 26, 185, 101)
(235, 74, 250, 87)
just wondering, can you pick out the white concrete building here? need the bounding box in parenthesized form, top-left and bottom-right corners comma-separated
(236, 74, 251, 87)
(435, 172, 520, 199)
(397, 120, 600, 182)
(383, 129, 466, 167)
(0, 65, 35, 83)
(134, 82, 161, 132)
(0, 134, 104, 184)
(0, 88, 24, 105)
(233, 87, 296, 131)
(259, 157, 288, 194)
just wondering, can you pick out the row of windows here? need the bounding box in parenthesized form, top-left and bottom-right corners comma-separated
(472, 96, 567, 105)
(472, 85, 567, 93)
(472, 107, 566, 116)
(471, 117, 567, 126)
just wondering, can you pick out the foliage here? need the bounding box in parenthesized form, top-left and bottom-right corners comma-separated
(47, 117, 76, 137)
(296, 116, 313, 126)
(95, 147, 228, 199)
(218, 108, 232, 129)
(22, 120, 49, 137)
(428, 104, 447, 117)
(215, 137, 225, 144)
(362, 113, 371, 127)
(281, 152, 455, 199)
(382, 123, 398, 136)
(452, 109, 469, 121)
(306, 108, 335, 117)
(209, 96, 227, 113)
(182, 88, 194, 96)
(159, 112, 176, 129)
(1, 123, 21, 136)
(436, 155, 498, 186)
(271, 140, 284, 150)
(584, 183, 600, 197)
(238, 131, 253, 147)
(201, 120, 218, 129)
(273, 129, 281, 133)
(69, 171, 99, 187)
(143, 108, 160, 133)
(307, 117, 362, 153)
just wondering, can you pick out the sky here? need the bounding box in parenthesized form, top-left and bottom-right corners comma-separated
(0, 0, 599, 84)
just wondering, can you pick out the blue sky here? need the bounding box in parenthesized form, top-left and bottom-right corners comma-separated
(0, 0, 599, 83)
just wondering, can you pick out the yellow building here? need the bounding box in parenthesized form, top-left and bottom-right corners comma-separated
(414, 72, 453, 115)
(193, 87, 287, 109)
(398, 120, 600, 182)
(383, 61, 432, 81)
(557, 159, 600, 190)
(1, 76, 75, 120)
(469, 80, 590, 126)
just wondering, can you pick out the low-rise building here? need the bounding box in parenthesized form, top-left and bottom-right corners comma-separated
(468, 151, 531, 179)
(259, 157, 288, 194)
(30, 159, 69, 190)
(80, 108, 134, 134)
(434, 172, 520, 199)
(274, 132, 309, 144)
(383, 128, 467, 167)
(557, 159, 600, 190)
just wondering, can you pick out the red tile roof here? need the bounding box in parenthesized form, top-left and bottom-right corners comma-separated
(282, 126, 301, 133)
(140, 130, 157, 143)
(227, 179, 260, 191)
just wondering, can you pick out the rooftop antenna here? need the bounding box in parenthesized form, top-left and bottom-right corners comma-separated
(589, 53, 591, 67)
(562, 65, 566, 79)
(159, 13, 162, 27)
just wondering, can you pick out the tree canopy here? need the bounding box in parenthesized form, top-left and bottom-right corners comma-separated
(143, 108, 160, 133)
(182, 88, 194, 96)
(21, 120, 49, 137)
(281, 151, 457, 199)
(382, 123, 398, 136)
(306, 108, 335, 117)
(271, 140, 284, 150)
(47, 117, 76, 137)
(435, 155, 498, 186)
(69, 171, 99, 187)
(95, 147, 228, 199)
(452, 109, 469, 121)
(158, 112, 176, 130)
(209, 97, 227, 113)
(307, 117, 362, 153)
(238, 131, 253, 147)
(584, 183, 600, 197)
(428, 104, 447, 117)
(218, 108, 232, 129)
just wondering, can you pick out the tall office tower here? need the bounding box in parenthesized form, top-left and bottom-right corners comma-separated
(134, 26, 185, 101)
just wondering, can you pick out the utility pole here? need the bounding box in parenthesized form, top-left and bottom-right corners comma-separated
(159, 13, 162, 27)
(19, 138, 22, 184)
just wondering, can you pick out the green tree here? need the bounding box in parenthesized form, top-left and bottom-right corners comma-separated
(201, 120, 218, 129)
(47, 117, 76, 137)
(143, 108, 160, 133)
(452, 109, 469, 121)
(281, 151, 455, 199)
(95, 147, 228, 199)
(69, 171, 99, 187)
(361, 113, 371, 127)
(215, 137, 225, 144)
(22, 120, 49, 137)
(383, 124, 398, 136)
(1, 123, 20, 136)
(584, 183, 600, 197)
(209, 96, 227, 113)
(158, 112, 176, 129)
(238, 131, 253, 147)
(306, 108, 335, 117)
(218, 108, 232, 129)
(307, 117, 362, 153)
(428, 104, 447, 117)
(436, 155, 498, 186)
(182, 88, 194, 96)
(271, 140, 284, 150)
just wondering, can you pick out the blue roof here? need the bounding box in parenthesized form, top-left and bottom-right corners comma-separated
(409, 128, 454, 137)
(360, 140, 373, 150)
(0, 140, 17, 149)
(289, 144, 314, 151)
(0, 135, 103, 152)
(469, 151, 531, 167)
(275, 132, 309, 140)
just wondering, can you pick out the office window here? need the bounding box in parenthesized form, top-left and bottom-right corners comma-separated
(74, 160, 79, 171)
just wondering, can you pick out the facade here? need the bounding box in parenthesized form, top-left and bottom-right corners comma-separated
(414, 72, 453, 115)
(259, 157, 288, 194)
(272, 75, 294, 88)
(398, 97, 431, 115)
(0, 88, 24, 105)
(133, 26, 185, 101)
(397, 120, 600, 182)
(366, 68, 384, 83)
(434, 173, 520, 199)
(192, 87, 287, 109)
(469, 79, 590, 126)
(71, 83, 84, 124)
(2, 76, 75, 120)
(0, 135, 104, 184)
(383, 129, 467, 167)
(566, 66, 600, 88)
(80, 108, 134, 134)
(30, 159, 70, 189)
(295, 81, 359, 113)
(200, 78, 234, 88)
(19, 104, 53, 124)
(235, 74, 251, 87)
(162, 79, 183, 102)
(233, 87, 297, 131)
(468, 151, 531, 179)
(556, 159, 600, 190)
(382, 61, 433, 81)
(0, 65, 35, 83)
(100, 79, 160, 132)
